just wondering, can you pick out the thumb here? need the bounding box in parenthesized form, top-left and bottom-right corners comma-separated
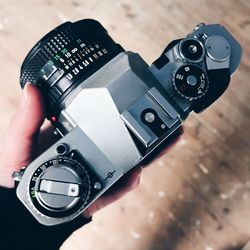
(0, 84, 45, 187)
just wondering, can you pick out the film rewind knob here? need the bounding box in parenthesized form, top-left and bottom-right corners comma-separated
(36, 165, 82, 211)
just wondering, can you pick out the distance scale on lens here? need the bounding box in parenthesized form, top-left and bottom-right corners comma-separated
(20, 20, 125, 120)
(29, 157, 91, 218)
(39, 39, 111, 110)
(173, 64, 209, 100)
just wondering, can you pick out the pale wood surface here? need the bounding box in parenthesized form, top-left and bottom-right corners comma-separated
(0, 0, 249, 250)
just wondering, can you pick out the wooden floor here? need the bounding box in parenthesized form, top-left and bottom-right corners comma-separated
(0, 0, 249, 249)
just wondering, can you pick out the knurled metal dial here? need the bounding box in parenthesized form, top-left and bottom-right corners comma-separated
(172, 64, 209, 100)
(28, 157, 91, 218)
(20, 19, 124, 119)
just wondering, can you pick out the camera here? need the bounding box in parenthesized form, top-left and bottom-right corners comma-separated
(13, 19, 242, 226)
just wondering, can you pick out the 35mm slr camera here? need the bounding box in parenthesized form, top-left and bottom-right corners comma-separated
(13, 19, 242, 226)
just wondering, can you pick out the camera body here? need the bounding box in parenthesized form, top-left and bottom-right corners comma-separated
(13, 20, 242, 226)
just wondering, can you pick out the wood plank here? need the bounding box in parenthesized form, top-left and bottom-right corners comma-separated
(0, 0, 249, 249)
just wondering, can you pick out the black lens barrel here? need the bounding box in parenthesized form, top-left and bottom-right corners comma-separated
(20, 19, 124, 118)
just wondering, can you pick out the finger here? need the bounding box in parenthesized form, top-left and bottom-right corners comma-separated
(36, 122, 61, 156)
(140, 126, 184, 166)
(83, 166, 142, 217)
(154, 126, 184, 158)
(82, 127, 183, 217)
(101, 166, 142, 201)
(0, 84, 45, 187)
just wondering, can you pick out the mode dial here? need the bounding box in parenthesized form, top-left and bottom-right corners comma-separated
(29, 157, 90, 217)
(173, 64, 209, 100)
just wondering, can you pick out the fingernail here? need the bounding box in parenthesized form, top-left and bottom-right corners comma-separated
(134, 166, 142, 177)
(172, 127, 184, 138)
(137, 175, 141, 186)
(137, 166, 142, 173)
(135, 167, 142, 186)
(21, 83, 30, 108)
(130, 175, 141, 190)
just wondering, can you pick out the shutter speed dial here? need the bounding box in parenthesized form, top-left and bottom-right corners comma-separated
(173, 64, 209, 100)
(29, 157, 91, 217)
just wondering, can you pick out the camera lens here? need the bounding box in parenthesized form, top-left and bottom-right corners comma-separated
(20, 19, 124, 120)
(179, 38, 204, 62)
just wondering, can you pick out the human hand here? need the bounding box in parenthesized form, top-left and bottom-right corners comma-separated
(0, 84, 182, 217)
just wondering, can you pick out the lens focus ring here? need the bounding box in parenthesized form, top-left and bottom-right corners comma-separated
(20, 23, 74, 88)
(20, 19, 124, 119)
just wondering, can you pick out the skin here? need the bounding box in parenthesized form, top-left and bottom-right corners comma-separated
(0, 84, 182, 217)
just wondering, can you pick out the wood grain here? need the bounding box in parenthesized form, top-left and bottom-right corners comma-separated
(0, 0, 249, 249)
